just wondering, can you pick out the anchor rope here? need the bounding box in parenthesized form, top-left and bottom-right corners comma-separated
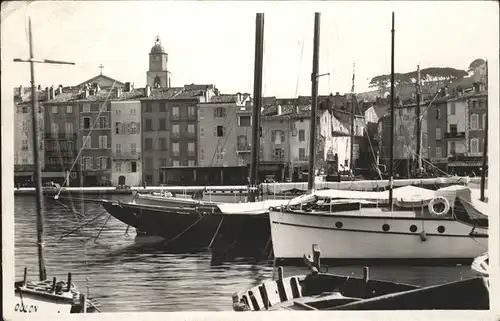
(57, 211, 107, 240)
(93, 214, 112, 242)
(162, 215, 205, 247)
(208, 216, 224, 249)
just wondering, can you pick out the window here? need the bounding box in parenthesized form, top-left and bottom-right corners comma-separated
(216, 147, 225, 160)
(470, 138, 479, 154)
(188, 160, 196, 167)
(158, 118, 166, 130)
(131, 161, 137, 173)
(160, 158, 167, 167)
(116, 143, 122, 154)
(145, 138, 153, 150)
(84, 157, 93, 170)
(52, 106, 58, 114)
(200, 148, 205, 160)
(449, 103, 456, 115)
(145, 118, 152, 131)
(99, 116, 109, 129)
(172, 160, 180, 167)
(299, 129, 306, 142)
(188, 142, 195, 156)
(482, 114, 487, 130)
(83, 117, 91, 129)
(98, 135, 108, 149)
(436, 108, 440, 120)
(66, 105, 73, 114)
(82, 136, 91, 149)
(115, 162, 122, 172)
(82, 104, 90, 113)
(188, 106, 196, 117)
(97, 157, 108, 170)
(145, 103, 152, 113)
(21, 140, 28, 150)
(272, 130, 285, 144)
(200, 127, 204, 138)
(172, 106, 180, 118)
(237, 135, 247, 148)
(145, 157, 153, 170)
(172, 143, 180, 156)
(449, 142, 456, 155)
(214, 107, 226, 118)
(449, 124, 457, 134)
(130, 108, 136, 115)
(159, 138, 167, 150)
(299, 148, 306, 160)
(188, 124, 195, 134)
(472, 100, 477, 109)
(239, 115, 251, 127)
(131, 143, 137, 154)
(435, 128, 441, 140)
(273, 148, 284, 160)
(22, 121, 29, 133)
(215, 125, 225, 137)
(172, 124, 180, 136)
(199, 109, 205, 120)
(115, 122, 122, 134)
(470, 114, 478, 130)
(159, 103, 166, 113)
(51, 123, 59, 137)
(66, 123, 73, 136)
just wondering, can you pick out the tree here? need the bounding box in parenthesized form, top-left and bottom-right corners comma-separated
(468, 58, 486, 72)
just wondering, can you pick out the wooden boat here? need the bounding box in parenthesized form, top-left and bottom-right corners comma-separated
(11, 17, 100, 315)
(269, 185, 488, 263)
(232, 244, 489, 311)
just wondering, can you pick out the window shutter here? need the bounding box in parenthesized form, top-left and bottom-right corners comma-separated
(280, 131, 285, 142)
(214, 108, 217, 118)
(271, 130, 276, 142)
(214, 126, 217, 136)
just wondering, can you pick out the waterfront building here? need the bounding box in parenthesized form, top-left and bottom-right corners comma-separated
(110, 91, 145, 187)
(13, 85, 46, 185)
(142, 84, 217, 186)
(146, 36, 170, 88)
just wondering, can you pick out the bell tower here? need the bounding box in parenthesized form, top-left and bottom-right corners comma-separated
(147, 36, 169, 88)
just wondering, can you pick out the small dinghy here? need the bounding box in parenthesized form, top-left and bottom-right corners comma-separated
(232, 244, 489, 311)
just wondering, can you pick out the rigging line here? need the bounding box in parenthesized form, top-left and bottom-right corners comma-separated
(56, 80, 119, 198)
(295, 30, 306, 98)
(57, 210, 107, 240)
(93, 214, 111, 242)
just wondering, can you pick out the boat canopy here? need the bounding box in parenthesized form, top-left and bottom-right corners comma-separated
(216, 199, 293, 215)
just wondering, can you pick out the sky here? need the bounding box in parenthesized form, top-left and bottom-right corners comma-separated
(1, 1, 498, 99)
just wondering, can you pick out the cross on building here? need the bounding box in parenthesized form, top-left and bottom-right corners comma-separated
(98, 64, 104, 75)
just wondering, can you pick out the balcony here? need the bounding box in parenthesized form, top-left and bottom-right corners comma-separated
(187, 150, 196, 157)
(171, 114, 180, 120)
(112, 152, 141, 160)
(236, 143, 251, 153)
(171, 132, 181, 140)
(449, 153, 483, 162)
(44, 133, 78, 141)
(444, 131, 466, 139)
(15, 164, 35, 172)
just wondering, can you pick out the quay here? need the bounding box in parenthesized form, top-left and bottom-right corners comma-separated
(13, 176, 482, 196)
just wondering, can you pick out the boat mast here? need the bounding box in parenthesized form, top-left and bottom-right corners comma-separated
(388, 12, 395, 209)
(249, 13, 265, 202)
(480, 60, 488, 202)
(307, 12, 321, 192)
(350, 64, 356, 175)
(14, 18, 75, 281)
(415, 64, 422, 173)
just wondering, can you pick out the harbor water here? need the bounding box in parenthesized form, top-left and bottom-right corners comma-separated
(14, 194, 479, 312)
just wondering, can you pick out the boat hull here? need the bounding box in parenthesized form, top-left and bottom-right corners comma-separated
(270, 209, 488, 263)
(101, 200, 271, 253)
(13, 291, 74, 314)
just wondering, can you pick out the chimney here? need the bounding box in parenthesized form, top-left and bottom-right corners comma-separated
(37, 84, 42, 91)
(277, 105, 282, 115)
(94, 84, 101, 93)
(18, 85, 23, 97)
(117, 87, 123, 97)
(49, 85, 55, 100)
(168, 76, 171, 88)
(124, 82, 131, 92)
(145, 85, 151, 97)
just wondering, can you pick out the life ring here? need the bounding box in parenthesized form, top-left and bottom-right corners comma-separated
(428, 196, 450, 217)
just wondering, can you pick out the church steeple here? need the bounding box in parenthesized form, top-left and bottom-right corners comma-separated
(147, 36, 169, 88)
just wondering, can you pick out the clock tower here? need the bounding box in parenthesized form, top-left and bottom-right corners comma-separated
(146, 36, 170, 88)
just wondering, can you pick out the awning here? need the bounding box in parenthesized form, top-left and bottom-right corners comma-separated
(448, 162, 482, 167)
(15, 172, 33, 177)
(42, 172, 67, 178)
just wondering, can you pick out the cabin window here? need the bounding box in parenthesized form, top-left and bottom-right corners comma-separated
(437, 226, 445, 234)
(409, 225, 417, 233)
(335, 222, 343, 228)
(382, 224, 390, 232)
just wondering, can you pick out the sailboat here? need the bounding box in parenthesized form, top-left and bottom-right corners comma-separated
(268, 12, 489, 264)
(99, 13, 291, 253)
(12, 17, 99, 314)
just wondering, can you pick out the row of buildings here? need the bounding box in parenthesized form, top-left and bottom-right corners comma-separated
(13, 37, 489, 186)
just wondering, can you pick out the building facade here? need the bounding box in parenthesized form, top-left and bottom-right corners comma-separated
(146, 36, 170, 88)
(426, 98, 448, 169)
(110, 99, 142, 186)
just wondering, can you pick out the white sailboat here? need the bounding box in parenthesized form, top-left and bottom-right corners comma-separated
(12, 17, 99, 314)
(269, 13, 489, 263)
